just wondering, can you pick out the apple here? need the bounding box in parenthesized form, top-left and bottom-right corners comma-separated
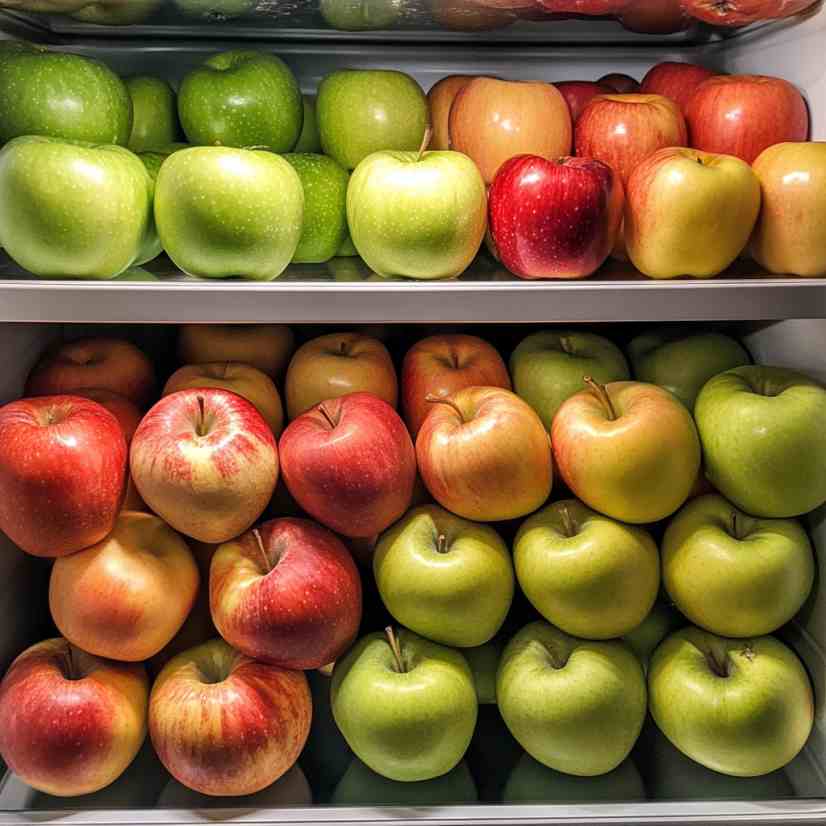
(695, 365, 826, 518)
(416, 386, 552, 522)
(374, 504, 514, 647)
(291, 95, 322, 153)
(751, 142, 826, 277)
(0, 638, 148, 797)
(148, 585, 215, 678)
(619, 0, 690, 33)
(628, 329, 751, 409)
(26, 337, 156, 408)
(431, 0, 515, 29)
(489, 155, 624, 280)
(331, 628, 478, 782)
(337, 232, 359, 257)
(497, 620, 647, 776)
(210, 517, 362, 670)
(554, 80, 613, 122)
(623, 602, 685, 668)
(514, 499, 660, 639)
(597, 73, 641, 94)
(285, 332, 397, 419)
(130, 388, 278, 543)
(172, 0, 256, 21)
(68, 0, 162, 24)
(317, 69, 429, 170)
(125, 76, 180, 153)
(130, 149, 167, 266)
(640, 62, 717, 112)
(625, 147, 761, 279)
(401, 333, 511, 437)
(449, 78, 572, 185)
(509, 330, 629, 430)
(463, 640, 502, 704)
(155, 146, 304, 281)
(685, 75, 809, 165)
(163, 362, 284, 436)
(280, 392, 416, 538)
(320, 0, 402, 29)
(178, 50, 302, 151)
(575, 94, 687, 187)
(284, 153, 350, 264)
(70, 388, 142, 443)
(177, 324, 295, 379)
(552, 379, 700, 524)
(538, 0, 630, 13)
(662, 493, 815, 638)
(680, 0, 816, 26)
(49, 511, 200, 661)
(427, 75, 475, 150)
(0, 47, 132, 145)
(648, 627, 814, 776)
(149, 638, 311, 796)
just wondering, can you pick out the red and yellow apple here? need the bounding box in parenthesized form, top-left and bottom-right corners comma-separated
(427, 75, 476, 150)
(619, 0, 690, 33)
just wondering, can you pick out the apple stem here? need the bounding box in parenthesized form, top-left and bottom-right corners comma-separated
(253, 529, 272, 573)
(195, 395, 208, 437)
(318, 402, 338, 430)
(416, 127, 433, 162)
(436, 533, 448, 554)
(705, 648, 730, 679)
(584, 376, 617, 421)
(425, 393, 465, 422)
(385, 626, 406, 674)
(560, 504, 575, 538)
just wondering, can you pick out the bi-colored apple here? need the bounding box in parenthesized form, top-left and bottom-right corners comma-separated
(640, 62, 717, 112)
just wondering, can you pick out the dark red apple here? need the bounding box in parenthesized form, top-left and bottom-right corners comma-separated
(555, 81, 614, 123)
(598, 73, 641, 94)
(641, 62, 718, 112)
(681, 0, 816, 26)
(619, 0, 690, 32)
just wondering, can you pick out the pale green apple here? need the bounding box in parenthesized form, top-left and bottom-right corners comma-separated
(69, 0, 161, 24)
(317, 69, 429, 170)
(623, 602, 684, 668)
(331, 628, 477, 782)
(628, 329, 750, 410)
(497, 621, 647, 776)
(155, 146, 304, 280)
(662, 493, 814, 637)
(0, 136, 152, 279)
(695, 365, 826, 517)
(293, 95, 322, 153)
(126, 76, 181, 154)
(510, 331, 629, 430)
(463, 641, 502, 704)
(514, 499, 659, 640)
(173, 0, 256, 20)
(179, 50, 302, 152)
(347, 148, 486, 280)
(283, 154, 349, 264)
(320, 0, 402, 30)
(648, 626, 814, 777)
(373, 505, 514, 647)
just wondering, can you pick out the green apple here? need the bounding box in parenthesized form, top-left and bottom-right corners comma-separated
(463, 641, 502, 704)
(179, 50, 302, 152)
(331, 628, 477, 782)
(373, 505, 514, 647)
(155, 146, 304, 280)
(695, 365, 826, 517)
(317, 69, 429, 170)
(465, 706, 523, 802)
(347, 147, 486, 280)
(0, 136, 152, 279)
(662, 493, 814, 637)
(69, 0, 161, 24)
(510, 331, 629, 431)
(0, 47, 132, 145)
(283, 154, 349, 264)
(648, 626, 814, 777)
(623, 602, 684, 669)
(293, 95, 322, 153)
(173, 0, 256, 20)
(320, 0, 402, 30)
(134, 150, 168, 265)
(628, 329, 750, 410)
(497, 621, 646, 776)
(503, 754, 645, 803)
(337, 233, 359, 257)
(125, 76, 181, 153)
(331, 759, 477, 806)
(514, 499, 659, 640)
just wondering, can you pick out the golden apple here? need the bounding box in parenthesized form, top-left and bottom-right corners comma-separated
(427, 75, 476, 150)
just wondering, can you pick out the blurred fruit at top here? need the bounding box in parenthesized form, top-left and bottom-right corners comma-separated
(618, 0, 689, 33)
(430, 0, 515, 30)
(125, 76, 181, 153)
(68, 0, 161, 24)
(173, 0, 256, 22)
(320, 0, 402, 30)
(680, 0, 816, 26)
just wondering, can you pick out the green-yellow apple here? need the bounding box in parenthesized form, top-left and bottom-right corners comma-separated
(625, 147, 761, 279)
(497, 621, 647, 776)
(510, 331, 629, 430)
(514, 499, 659, 640)
(284, 154, 349, 263)
(751, 142, 826, 277)
(69, 0, 161, 25)
(623, 602, 684, 669)
(126, 76, 180, 153)
(662, 493, 815, 637)
(374, 504, 514, 647)
(694, 365, 826, 517)
(648, 627, 814, 777)
(173, 0, 256, 20)
(317, 69, 429, 170)
(155, 147, 304, 281)
(628, 329, 750, 409)
(0, 47, 132, 145)
(552, 379, 700, 524)
(463, 640, 502, 704)
(134, 149, 169, 266)
(320, 0, 402, 30)
(294, 95, 322, 153)
(178, 50, 303, 151)
(0, 137, 152, 279)
(331, 628, 477, 782)
(503, 754, 646, 803)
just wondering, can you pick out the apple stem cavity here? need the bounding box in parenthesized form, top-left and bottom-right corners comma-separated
(426, 393, 465, 422)
(584, 376, 617, 421)
(253, 529, 272, 574)
(416, 127, 433, 162)
(705, 648, 730, 679)
(436, 533, 448, 554)
(385, 627, 406, 674)
(318, 402, 338, 430)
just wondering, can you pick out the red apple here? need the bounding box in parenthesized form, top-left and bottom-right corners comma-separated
(402, 334, 511, 437)
(0, 638, 148, 797)
(539, 0, 631, 12)
(280, 392, 416, 538)
(428, 75, 477, 151)
(575, 93, 688, 186)
(430, 0, 516, 30)
(416, 386, 552, 521)
(71, 389, 142, 444)
(210, 517, 362, 670)
(597, 73, 641, 94)
(130, 388, 278, 544)
(619, 0, 690, 32)
(555, 81, 614, 123)
(641, 62, 717, 112)
(149, 638, 311, 797)
(686, 74, 809, 164)
(0, 395, 126, 558)
(26, 338, 156, 409)
(681, 0, 816, 26)
(489, 154, 624, 280)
